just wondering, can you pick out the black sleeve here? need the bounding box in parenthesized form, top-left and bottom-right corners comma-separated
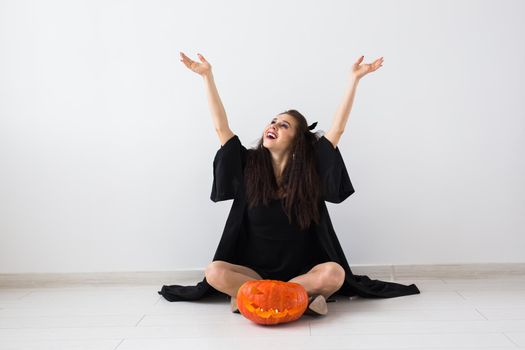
(210, 135, 247, 202)
(315, 135, 355, 203)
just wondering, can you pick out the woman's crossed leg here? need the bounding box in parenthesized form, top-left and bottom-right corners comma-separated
(205, 260, 345, 300)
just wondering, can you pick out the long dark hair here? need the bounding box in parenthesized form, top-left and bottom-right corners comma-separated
(244, 109, 321, 231)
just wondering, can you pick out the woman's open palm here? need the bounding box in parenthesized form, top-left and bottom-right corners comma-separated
(180, 51, 212, 76)
(352, 55, 383, 80)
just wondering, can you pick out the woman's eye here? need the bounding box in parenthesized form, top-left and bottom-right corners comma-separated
(282, 124, 288, 129)
(270, 120, 276, 124)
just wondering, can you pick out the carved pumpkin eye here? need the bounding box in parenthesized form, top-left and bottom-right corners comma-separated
(236, 280, 308, 325)
(250, 286, 265, 295)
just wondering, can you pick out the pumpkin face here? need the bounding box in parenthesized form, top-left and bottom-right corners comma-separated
(236, 280, 308, 325)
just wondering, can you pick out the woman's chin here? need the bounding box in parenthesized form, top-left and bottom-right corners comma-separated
(263, 138, 275, 148)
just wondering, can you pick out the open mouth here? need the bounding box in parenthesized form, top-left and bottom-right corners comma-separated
(266, 131, 277, 139)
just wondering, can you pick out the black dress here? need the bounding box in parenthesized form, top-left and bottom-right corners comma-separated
(237, 197, 320, 282)
(158, 134, 420, 301)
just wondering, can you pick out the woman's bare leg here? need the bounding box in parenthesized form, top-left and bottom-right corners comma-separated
(204, 260, 263, 298)
(288, 262, 346, 299)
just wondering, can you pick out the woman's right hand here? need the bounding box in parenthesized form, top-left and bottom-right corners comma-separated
(179, 51, 212, 77)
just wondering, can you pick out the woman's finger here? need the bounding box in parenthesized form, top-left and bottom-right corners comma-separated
(180, 54, 195, 66)
(197, 53, 207, 62)
(180, 52, 190, 61)
(182, 60, 194, 69)
(180, 52, 194, 64)
(180, 56, 191, 66)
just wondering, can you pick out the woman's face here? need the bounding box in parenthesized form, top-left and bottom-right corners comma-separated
(262, 113, 297, 153)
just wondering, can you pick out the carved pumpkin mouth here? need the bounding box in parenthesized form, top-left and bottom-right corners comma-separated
(243, 301, 301, 319)
(246, 303, 287, 318)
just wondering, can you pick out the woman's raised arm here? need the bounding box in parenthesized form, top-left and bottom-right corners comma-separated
(325, 55, 384, 149)
(179, 52, 235, 146)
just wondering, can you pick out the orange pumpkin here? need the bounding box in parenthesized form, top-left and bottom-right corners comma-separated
(236, 279, 308, 325)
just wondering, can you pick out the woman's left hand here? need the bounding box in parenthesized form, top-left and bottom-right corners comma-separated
(351, 55, 383, 80)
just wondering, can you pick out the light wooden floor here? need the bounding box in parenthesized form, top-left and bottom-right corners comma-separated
(1, 276, 525, 349)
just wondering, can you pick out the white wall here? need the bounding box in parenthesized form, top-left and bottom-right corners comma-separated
(0, 0, 524, 273)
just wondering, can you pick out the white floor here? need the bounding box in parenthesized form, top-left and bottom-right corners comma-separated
(1, 276, 525, 349)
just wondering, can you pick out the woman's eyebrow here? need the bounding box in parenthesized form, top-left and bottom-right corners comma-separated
(272, 118, 291, 126)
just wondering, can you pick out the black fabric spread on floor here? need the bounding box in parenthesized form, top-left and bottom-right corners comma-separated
(158, 134, 420, 301)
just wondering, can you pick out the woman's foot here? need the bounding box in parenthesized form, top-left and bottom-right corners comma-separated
(303, 294, 328, 316)
(230, 296, 240, 314)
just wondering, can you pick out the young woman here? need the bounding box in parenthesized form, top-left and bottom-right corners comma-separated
(158, 52, 420, 316)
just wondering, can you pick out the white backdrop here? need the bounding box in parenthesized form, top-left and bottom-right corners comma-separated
(0, 0, 524, 273)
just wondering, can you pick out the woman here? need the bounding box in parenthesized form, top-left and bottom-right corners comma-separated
(158, 52, 420, 316)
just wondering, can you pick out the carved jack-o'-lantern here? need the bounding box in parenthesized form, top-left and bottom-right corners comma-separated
(236, 279, 308, 325)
